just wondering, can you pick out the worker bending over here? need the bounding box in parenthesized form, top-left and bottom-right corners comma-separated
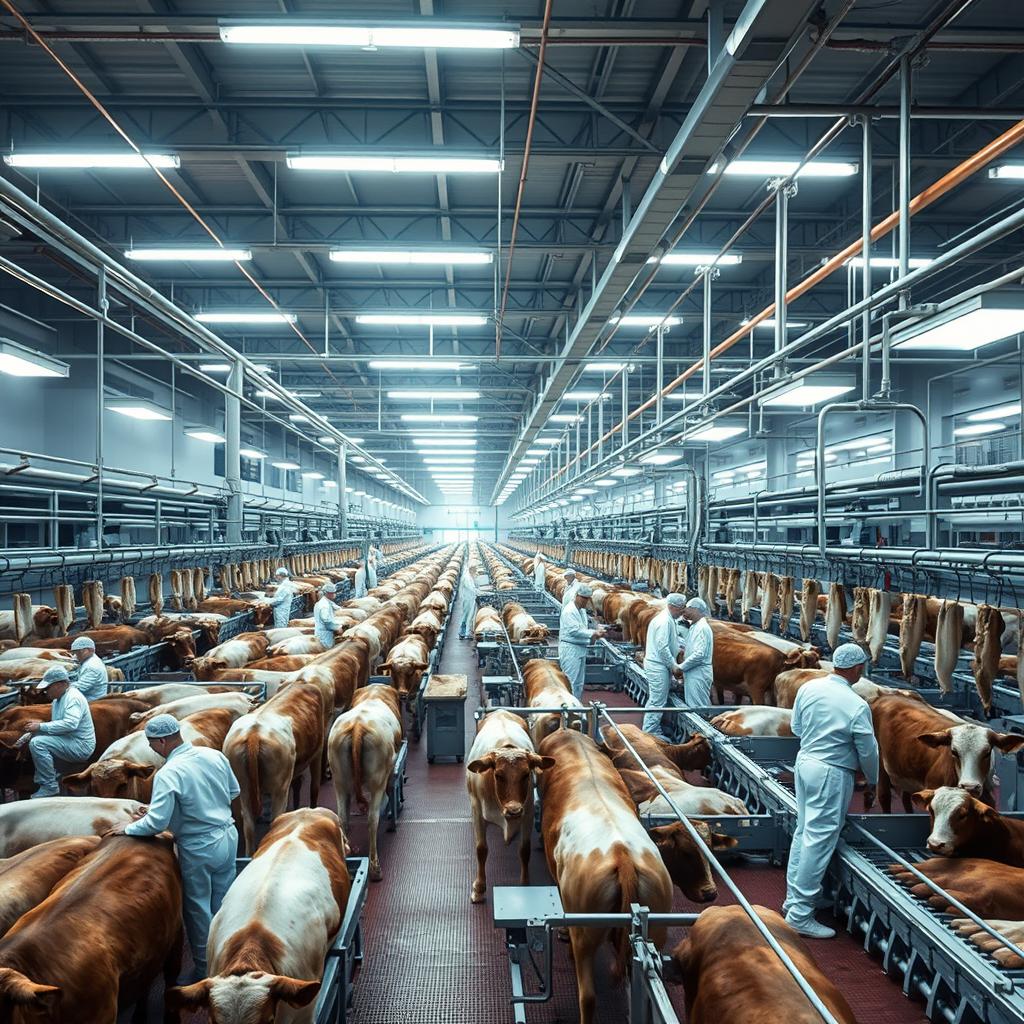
(265, 567, 296, 629)
(784, 643, 879, 939)
(21, 665, 96, 798)
(560, 568, 579, 608)
(641, 594, 686, 739)
(533, 552, 546, 592)
(558, 584, 605, 700)
(110, 714, 239, 981)
(678, 597, 714, 706)
(70, 634, 109, 700)
(313, 582, 343, 648)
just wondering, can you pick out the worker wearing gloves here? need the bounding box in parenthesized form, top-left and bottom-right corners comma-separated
(558, 584, 605, 700)
(21, 665, 96, 798)
(533, 552, 546, 592)
(560, 568, 579, 608)
(784, 643, 879, 939)
(641, 594, 687, 739)
(354, 560, 368, 599)
(70, 635, 109, 700)
(108, 714, 239, 982)
(678, 598, 714, 707)
(265, 567, 296, 630)
(367, 551, 378, 590)
(313, 582, 343, 648)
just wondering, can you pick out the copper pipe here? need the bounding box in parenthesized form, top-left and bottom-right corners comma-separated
(496, 0, 552, 359)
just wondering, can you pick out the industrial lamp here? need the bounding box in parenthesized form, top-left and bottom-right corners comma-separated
(891, 290, 1024, 351)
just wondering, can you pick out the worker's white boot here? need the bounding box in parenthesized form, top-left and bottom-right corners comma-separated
(784, 913, 836, 939)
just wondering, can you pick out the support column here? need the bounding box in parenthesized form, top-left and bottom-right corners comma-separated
(225, 360, 242, 544)
(702, 268, 719, 396)
(898, 57, 912, 308)
(772, 180, 795, 371)
(861, 117, 873, 399)
(620, 368, 629, 451)
(338, 442, 348, 539)
(655, 324, 665, 427)
(96, 266, 106, 550)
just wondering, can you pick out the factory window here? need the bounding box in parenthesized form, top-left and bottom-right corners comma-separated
(213, 447, 262, 483)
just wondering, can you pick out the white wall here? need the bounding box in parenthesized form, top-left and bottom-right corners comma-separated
(416, 503, 507, 541)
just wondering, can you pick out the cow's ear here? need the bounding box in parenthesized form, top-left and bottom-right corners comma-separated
(61, 771, 90, 795)
(917, 731, 952, 748)
(269, 975, 321, 1008)
(466, 754, 496, 774)
(711, 832, 739, 851)
(126, 762, 157, 779)
(528, 754, 556, 772)
(165, 980, 212, 1011)
(0, 968, 60, 1006)
(911, 789, 935, 810)
(990, 731, 1024, 754)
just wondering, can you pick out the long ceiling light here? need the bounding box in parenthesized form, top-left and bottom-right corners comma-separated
(689, 425, 746, 442)
(563, 390, 609, 401)
(224, 23, 519, 50)
(653, 252, 742, 267)
(416, 448, 476, 456)
(759, 376, 855, 408)
(388, 390, 479, 400)
(583, 362, 627, 373)
(742, 317, 809, 329)
(612, 315, 682, 328)
(892, 291, 1024, 351)
(201, 362, 272, 373)
(988, 165, 1024, 180)
(845, 256, 932, 270)
(302, 154, 502, 174)
(0, 339, 70, 379)
(3, 152, 179, 170)
(272, 460, 301, 470)
(954, 422, 1008, 438)
(126, 247, 252, 262)
(722, 159, 858, 178)
(610, 467, 642, 477)
(186, 428, 225, 444)
(968, 402, 1022, 422)
(239, 447, 266, 460)
(333, 249, 492, 265)
(638, 451, 683, 466)
(411, 438, 476, 447)
(106, 398, 171, 421)
(357, 313, 487, 326)
(401, 413, 478, 423)
(368, 359, 467, 371)
(549, 414, 580, 423)
(196, 311, 296, 325)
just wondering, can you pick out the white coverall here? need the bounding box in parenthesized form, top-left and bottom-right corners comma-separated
(642, 608, 683, 738)
(558, 600, 592, 700)
(560, 581, 579, 608)
(313, 596, 342, 648)
(459, 569, 477, 637)
(367, 555, 378, 590)
(125, 742, 240, 974)
(354, 565, 368, 599)
(534, 557, 546, 592)
(30, 686, 96, 790)
(679, 616, 714, 707)
(74, 653, 109, 700)
(265, 579, 296, 629)
(784, 674, 880, 926)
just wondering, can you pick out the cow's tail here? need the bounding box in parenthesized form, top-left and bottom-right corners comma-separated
(351, 723, 368, 812)
(612, 852, 639, 984)
(246, 733, 262, 820)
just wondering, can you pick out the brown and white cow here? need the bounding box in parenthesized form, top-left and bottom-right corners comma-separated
(224, 681, 327, 854)
(473, 606, 503, 635)
(347, 606, 405, 666)
(328, 684, 402, 881)
(190, 632, 270, 679)
(0, 835, 182, 1022)
(94, 682, 213, 707)
(501, 603, 549, 644)
(0, 836, 101, 937)
(406, 608, 443, 647)
(128, 691, 256, 727)
(381, 634, 430, 714)
(711, 707, 794, 737)
(709, 622, 821, 705)
(602, 724, 711, 776)
(869, 695, 1024, 812)
(522, 658, 586, 748)
(0, 649, 74, 665)
(0, 797, 143, 857)
(0, 607, 61, 644)
(466, 710, 553, 903)
(915, 787, 1024, 865)
(537, 729, 714, 1024)
(666, 905, 857, 1024)
(267, 635, 326, 657)
(168, 808, 350, 1024)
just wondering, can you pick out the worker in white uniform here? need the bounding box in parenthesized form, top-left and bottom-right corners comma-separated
(313, 582, 343, 648)
(366, 551, 378, 589)
(560, 568, 579, 608)
(533, 552, 546, 592)
(678, 597, 714, 707)
(109, 714, 239, 982)
(265, 567, 296, 630)
(70, 635, 109, 700)
(784, 643, 879, 939)
(20, 665, 96, 798)
(353, 560, 368, 599)
(558, 584, 605, 700)
(641, 594, 686, 739)
(458, 565, 484, 639)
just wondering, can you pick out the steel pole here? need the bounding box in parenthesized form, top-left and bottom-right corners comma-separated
(655, 324, 665, 428)
(621, 368, 629, 450)
(225, 360, 242, 544)
(96, 265, 106, 550)
(861, 117, 873, 399)
(773, 181, 788, 368)
(338, 442, 348, 539)
(703, 268, 714, 396)
(898, 56, 912, 308)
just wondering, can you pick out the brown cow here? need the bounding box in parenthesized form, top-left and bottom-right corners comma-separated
(0, 607, 60, 644)
(522, 658, 585, 748)
(347, 606, 405, 666)
(601, 724, 711, 776)
(190, 632, 270, 680)
(30, 626, 151, 656)
(915, 787, 1024, 865)
(406, 608, 443, 647)
(381, 634, 430, 712)
(197, 597, 273, 627)
(501, 603, 549, 644)
(666, 905, 857, 1024)
(889, 856, 1024, 918)
(709, 622, 821, 705)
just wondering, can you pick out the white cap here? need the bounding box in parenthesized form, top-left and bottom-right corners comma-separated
(667, 593, 686, 609)
(321, 582, 337, 595)
(564, 568, 577, 578)
(70, 636, 95, 651)
(275, 567, 290, 578)
(38, 665, 70, 688)
(577, 584, 594, 597)
(685, 597, 710, 614)
(833, 643, 869, 669)
(144, 714, 181, 738)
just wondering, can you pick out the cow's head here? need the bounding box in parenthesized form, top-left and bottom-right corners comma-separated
(0, 967, 61, 1017)
(649, 821, 737, 903)
(162, 630, 196, 669)
(918, 724, 1024, 796)
(784, 646, 821, 669)
(168, 973, 320, 1024)
(251, 602, 273, 628)
(63, 760, 155, 800)
(663, 734, 712, 773)
(467, 748, 553, 827)
(915, 786, 997, 856)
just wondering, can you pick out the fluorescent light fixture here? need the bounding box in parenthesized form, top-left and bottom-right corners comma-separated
(584, 362, 626, 373)
(357, 313, 487, 326)
(350, 456, 368, 464)
(610, 467, 641, 477)
(272, 461, 301, 470)
(723, 159, 858, 178)
(549, 414, 580, 423)
(323, 480, 338, 488)
(689, 424, 746, 442)
(302, 471, 325, 480)
(595, 478, 618, 487)
(0, 339, 69, 379)
(845, 256, 932, 270)
(289, 414, 310, 423)
(401, 413, 478, 423)
(353, 490, 366, 497)
(423, 459, 474, 466)
(525, 448, 549, 457)
(665, 392, 702, 402)
(200, 362, 272, 373)
(186, 429, 225, 444)
(333, 249, 492, 264)
(892, 291, 1024, 351)
(638, 451, 683, 466)
(563, 390, 609, 401)
(518, 460, 539, 467)
(411, 439, 477, 449)
(299, 154, 502, 174)
(796, 451, 837, 464)
(968, 403, 1022, 422)
(239, 447, 266, 459)
(532, 437, 561, 445)
(105, 398, 172, 421)
(344, 437, 365, 444)
(4, 152, 179, 170)
(222, 21, 519, 49)
(368, 360, 466, 371)
(387, 390, 479, 400)
(570, 495, 585, 502)
(125, 247, 251, 262)
(989, 165, 1024, 180)
(195, 311, 296, 325)
(760, 376, 855, 408)
(825, 435, 890, 454)
(742, 318, 809, 329)
(954, 422, 1008, 438)
(577, 487, 598, 495)
(654, 252, 742, 267)
(612, 315, 682, 328)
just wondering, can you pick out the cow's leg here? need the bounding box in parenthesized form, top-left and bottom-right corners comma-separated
(877, 767, 892, 814)
(367, 783, 385, 882)
(309, 741, 324, 808)
(161, 927, 184, 1024)
(570, 929, 599, 1024)
(269, 780, 290, 830)
(471, 802, 488, 903)
(241, 805, 257, 857)
(900, 788, 913, 814)
(517, 818, 531, 886)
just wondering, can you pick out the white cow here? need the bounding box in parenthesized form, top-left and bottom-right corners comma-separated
(0, 797, 143, 856)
